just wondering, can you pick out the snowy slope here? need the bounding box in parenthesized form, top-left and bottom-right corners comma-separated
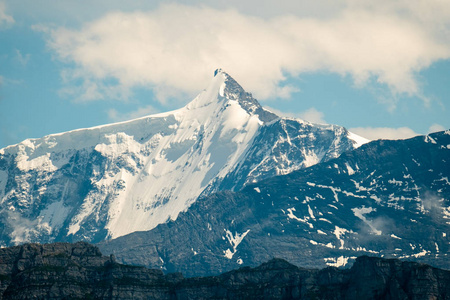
(0, 69, 366, 245)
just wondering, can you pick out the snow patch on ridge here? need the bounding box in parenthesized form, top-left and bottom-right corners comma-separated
(223, 229, 250, 259)
(345, 163, 355, 175)
(325, 256, 352, 267)
(333, 226, 350, 249)
(347, 131, 370, 148)
(287, 208, 307, 223)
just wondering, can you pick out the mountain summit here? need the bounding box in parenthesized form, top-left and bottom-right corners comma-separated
(213, 69, 278, 123)
(0, 70, 365, 245)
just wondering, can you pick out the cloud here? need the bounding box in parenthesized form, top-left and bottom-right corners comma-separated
(428, 123, 446, 133)
(0, 209, 51, 244)
(352, 123, 448, 141)
(265, 106, 327, 124)
(349, 126, 419, 140)
(0, 1, 14, 28)
(298, 108, 327, 124)
(41, 3, 450, 106)
(421, 191, 443, 211)
(107, 105, 158, 122)
(419, 190, 446, 221)
(15, 50, 31, 66)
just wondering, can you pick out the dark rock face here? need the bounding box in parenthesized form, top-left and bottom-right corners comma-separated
(99, 131, 450, 277)
(0, 242, 173, 299)
(0, 242, 449, 299)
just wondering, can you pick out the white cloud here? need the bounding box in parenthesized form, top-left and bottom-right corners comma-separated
(298, 108, 327, 124)
(349, 126, 419, 140)
(265, 106, 327, 124)
(428, 123, 446, 133)
(107, 105, 158, 122)
(0, 1, 14, 28)
(42, 3, 450, 106)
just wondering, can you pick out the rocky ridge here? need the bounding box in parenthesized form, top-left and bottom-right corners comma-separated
(0, 242, 449, 299)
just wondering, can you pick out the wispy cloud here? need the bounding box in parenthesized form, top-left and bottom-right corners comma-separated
(428, 123, 446, 133)
(0, 1, 14, 28)
(297, 108, 327, 124)
(39, 2, 450, 107)
(15, 50, 30, 67)
(349, 126, 419, 140)
(266, 106, 327, 124)
(350, 122, 448, 140)
(107, 105, 158, 122)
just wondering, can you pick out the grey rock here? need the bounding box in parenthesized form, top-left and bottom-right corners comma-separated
(0, 242, 449, 299)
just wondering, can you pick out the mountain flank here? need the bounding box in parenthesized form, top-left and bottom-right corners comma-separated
(98, 130, 450, 276)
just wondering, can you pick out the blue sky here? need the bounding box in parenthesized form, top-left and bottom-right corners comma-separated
(1, 0, 449, 148)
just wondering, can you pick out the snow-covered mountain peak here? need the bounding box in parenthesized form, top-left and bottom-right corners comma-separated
(214, 68, 224, 76)
(184, 68, 228, 111)
(221, 70, 278, 124)
(184, 69, 278, 125)
(0, 69, 366, 245)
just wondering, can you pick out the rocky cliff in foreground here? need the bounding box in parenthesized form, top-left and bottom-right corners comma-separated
(0, 242, 449, 299)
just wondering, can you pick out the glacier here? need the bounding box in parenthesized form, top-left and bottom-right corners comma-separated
(0, 69, 367, 245)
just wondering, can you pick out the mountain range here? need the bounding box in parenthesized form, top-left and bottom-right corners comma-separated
(1, 69, 448, 280)
(99, 130, 450, 276)
(0, 69, 364, 246)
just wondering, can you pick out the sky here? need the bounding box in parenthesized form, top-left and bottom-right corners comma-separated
(1, 0, 450, 149)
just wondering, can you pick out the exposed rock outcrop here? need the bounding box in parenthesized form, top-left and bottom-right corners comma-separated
(0, 242, 449, 299)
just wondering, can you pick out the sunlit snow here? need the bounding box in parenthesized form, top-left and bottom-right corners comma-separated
(223, 229, 250, 259)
